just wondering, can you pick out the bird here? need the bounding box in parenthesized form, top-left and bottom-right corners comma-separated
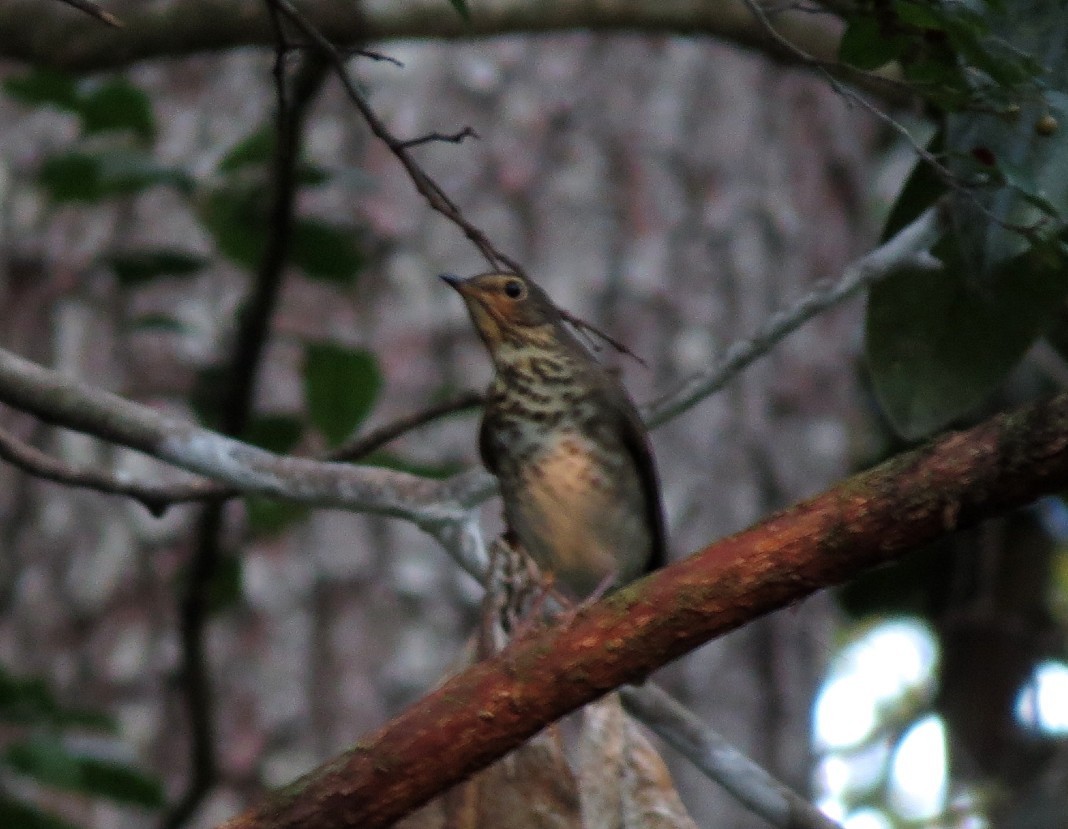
(440, 271, 666, 601)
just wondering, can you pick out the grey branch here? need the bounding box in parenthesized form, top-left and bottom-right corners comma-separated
(621, 684, 843, 829)
(647, 205, 944, 427)
(0, 347, 495, 524)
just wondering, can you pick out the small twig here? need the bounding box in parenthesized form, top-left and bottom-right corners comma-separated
(327, 390, 484, 463)
(268, 0, 524, 275)
(648, 204, 944, 426)
(52, 0, 122, 28)
(397, 126, 480, 150)
(348, 47, 405, 67)
(559, 310, 648, 368)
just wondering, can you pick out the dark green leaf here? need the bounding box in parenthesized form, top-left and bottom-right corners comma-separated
(866, 241, 1068, 439)
(882, 131, 946, 241)
(0, 797, 81, 829)
(126, 313, 190, 334)
(892, 1, 942, 29)
(37, 152, 101, 201)
(5, 736, 164, 807)
(246, 497, 310, 537)
(219, 127, 275, 173)
(0, 667, 112, 729)
(206, 553, 244, 613)
(38, 151, 191, 203)
(3, 69, 79, 111)
(446, 0, 471, 22)
(290, 220, 363, 283)
(189, 364, 229, 429)
(363, 451, 466, 480)
(200, 187, 268, 269)
(242, 415, 304, 454)
(838, 16, 902, 71)
(79, 79, 156, 144)
(304, 343, 381, 446)
(95, 149, 192, 194)
(106, 249, 207, 286)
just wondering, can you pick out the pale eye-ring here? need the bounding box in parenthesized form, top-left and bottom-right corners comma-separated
(504, 279, 524, 299)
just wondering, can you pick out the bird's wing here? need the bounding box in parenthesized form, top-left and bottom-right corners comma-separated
(478, 405, 500, 475)
(607, 384, 668, 575)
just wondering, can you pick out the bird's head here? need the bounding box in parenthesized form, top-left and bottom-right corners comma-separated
(440, 272, 562, 354)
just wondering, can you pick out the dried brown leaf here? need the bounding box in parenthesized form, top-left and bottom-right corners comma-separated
(578, 694, 698, 829)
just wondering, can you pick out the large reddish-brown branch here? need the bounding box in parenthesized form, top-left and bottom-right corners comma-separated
(218, 391, 1068, 829)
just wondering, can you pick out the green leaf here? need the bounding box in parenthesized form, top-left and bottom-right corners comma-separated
(189, 364, 229, 429)
(219, 127, 275, 173)
(106, 248, 207, 286)
(0, 667, 112, 730)
(79, 79, 156, 145)
(882, 131, 946, 241)
(206, 553, 244, 612)
(446, 0, 471, 22)
(246, 497, 310, 537)
(363, 451, 466, 480)
(3, 69, 80, 111)
(200, 187, 268, 269)
(303, 343, 381, 446)
(838, 16, 902, 70)
(125, 313, 190, 334)
(4, 735, 164, 807)
(290, 220, 364, 283)
(0, 797, 81, 829)
(242, 415, 304, 454)
(38, 151, 191, 203)
(866, 241, 1068, 439)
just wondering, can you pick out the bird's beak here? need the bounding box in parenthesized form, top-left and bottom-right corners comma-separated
(439, 272, 467, 292)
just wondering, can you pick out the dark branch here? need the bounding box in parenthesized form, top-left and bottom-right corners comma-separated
(397, 126, 480, 150)
(326, 391, 484, 463)
(161, 24, 330, 829)
(52, 0, 122, 28)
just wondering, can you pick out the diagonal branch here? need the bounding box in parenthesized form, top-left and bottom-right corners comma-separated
(268, 0, 523, 274)
(51, 0, 122, 28)
(218, 389, 1068, 829)
(648, 203, 944, 426)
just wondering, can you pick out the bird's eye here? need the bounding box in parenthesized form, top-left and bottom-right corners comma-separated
(503, 279, 525, 299)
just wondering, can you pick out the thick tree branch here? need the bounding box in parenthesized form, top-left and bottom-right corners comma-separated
(218, 390, 1068, 829)
(1, 0, 900, 101)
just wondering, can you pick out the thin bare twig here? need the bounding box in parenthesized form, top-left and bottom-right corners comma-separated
(52, 0, 122, 28)
(346, 47, 404, 67)
(560, 309, 649, 368)
(268, 0, 524, 275)
(397, 126, 480, 149)
(327, 390, 484, 463)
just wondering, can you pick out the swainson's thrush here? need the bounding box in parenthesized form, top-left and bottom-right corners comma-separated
(441, 271, 666, 599)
